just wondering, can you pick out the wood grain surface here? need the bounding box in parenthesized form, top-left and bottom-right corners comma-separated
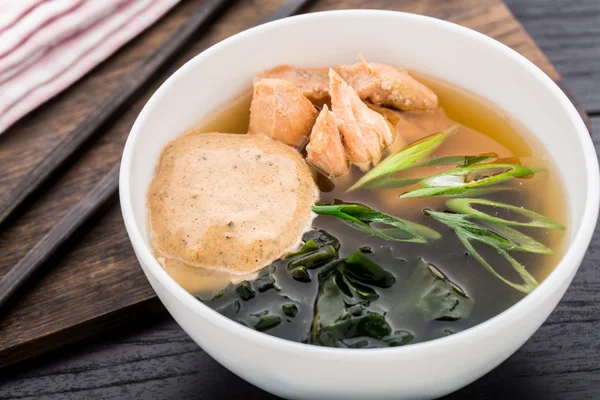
(0, 0, 598, 398)
(506, 0, 600, 114)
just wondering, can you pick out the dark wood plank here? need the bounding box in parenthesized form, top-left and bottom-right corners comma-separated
(0, 164, 120, 308)
(505, 0, 600, 113)
(0, 0, 594, 372)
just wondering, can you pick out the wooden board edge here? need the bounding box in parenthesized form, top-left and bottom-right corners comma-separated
(0, 297, 163, 369)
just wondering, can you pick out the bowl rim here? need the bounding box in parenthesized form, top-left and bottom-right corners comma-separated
(119, 9, 600, 359)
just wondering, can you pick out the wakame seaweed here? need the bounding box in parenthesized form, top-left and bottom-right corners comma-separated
(203, 230, 473, 348)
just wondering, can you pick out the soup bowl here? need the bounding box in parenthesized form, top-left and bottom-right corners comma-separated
(119, 10, 599, 399)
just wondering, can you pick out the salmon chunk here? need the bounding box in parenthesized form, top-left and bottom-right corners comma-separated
(249, 78, 318, 147)
(329, 69, 394, 170)
(335, 61, 438, 111)
(306, 104, 349, 177)
(258, 65, 329, 106)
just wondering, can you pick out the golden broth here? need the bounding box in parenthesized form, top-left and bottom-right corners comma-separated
(156, 72, 568, 344)
(193, 73, 568, 277)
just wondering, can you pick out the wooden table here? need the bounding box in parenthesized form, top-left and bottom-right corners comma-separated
(1, 0, 599, 398)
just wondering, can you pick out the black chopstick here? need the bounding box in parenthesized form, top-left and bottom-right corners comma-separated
(0, 0, 316, 310)
(0, 0, 235, 229)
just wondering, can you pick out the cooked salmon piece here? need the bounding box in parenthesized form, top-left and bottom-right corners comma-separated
(258, 65, 330, 106)
(306, 104, 349, 177)
(248, 78, 318, 147)
(329, 69, 393, 170)
(335, 60, 438, 111)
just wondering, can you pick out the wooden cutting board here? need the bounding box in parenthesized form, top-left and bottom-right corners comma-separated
(0, 0, 589, 368)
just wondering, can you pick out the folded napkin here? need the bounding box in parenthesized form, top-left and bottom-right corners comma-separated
(0, 0, 180, 134)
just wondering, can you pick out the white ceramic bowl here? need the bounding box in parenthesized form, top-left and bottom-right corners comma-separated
(120, 10, 599, 399)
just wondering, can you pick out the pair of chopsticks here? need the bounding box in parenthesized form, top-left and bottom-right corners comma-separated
(0, 0, 316, 309)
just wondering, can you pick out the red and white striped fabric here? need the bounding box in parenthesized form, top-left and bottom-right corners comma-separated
(0, 0, 180, 134)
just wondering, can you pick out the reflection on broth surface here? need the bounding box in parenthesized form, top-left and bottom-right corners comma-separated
(148, 65, 567, 348)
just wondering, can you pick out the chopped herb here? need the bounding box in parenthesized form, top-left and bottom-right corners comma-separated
(285, 239, 320, 257)
(401, 163, 540, 198)
(481, 221, 553, 254)
(426, 210, 539, 294)
(348, 127, 456, 191)
(254, 315, 281, 332)
(291, 267, 311, 282)
(301, 229, 341, 250)
(282, 303, 299, 318)
(360, 154, 497, 190)
(287, 245, 338, 270)
(235, 281, 255, 301)
(399, 186, 515, 198)
(312, 203, 440, 243)
(255, 267, 279, 292)
(446, 198, 565, 229)
(317, 259, 344, 281)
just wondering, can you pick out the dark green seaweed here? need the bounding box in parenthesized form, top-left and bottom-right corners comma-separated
(204, 230, 473, 348)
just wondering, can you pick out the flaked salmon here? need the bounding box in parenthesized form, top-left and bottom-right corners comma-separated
(248, 78, 318, 147)
(258, 65, 329, 106)
(329, 69, 393, 170)
(336, 60, 438, 111)
(306, 104, 349, 177)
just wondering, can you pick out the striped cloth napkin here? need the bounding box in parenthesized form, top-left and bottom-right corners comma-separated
(0, 0, 180, 134)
